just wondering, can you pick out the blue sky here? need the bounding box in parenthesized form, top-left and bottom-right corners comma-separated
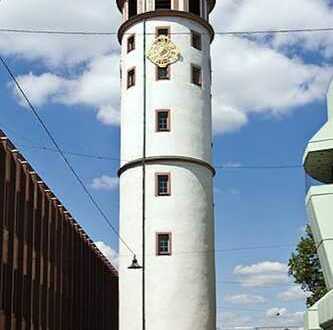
(1, 0, 333, 328)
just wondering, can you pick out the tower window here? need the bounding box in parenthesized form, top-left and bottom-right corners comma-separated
(156, 110, 170, 132)
(156, 173, 171, 196)
(156, 27, 170, 37)
(156, 66, 170, 80)
(127, 68, 136, 88)
(127, 34, 135, 53)
(156, 233, 172, 256)
(191, 65, 202, 87)
(189, 0, 201, 16)
(191, 31, 202, 50)
(128, 0, 137, 18)
(155, 0, 171, 10)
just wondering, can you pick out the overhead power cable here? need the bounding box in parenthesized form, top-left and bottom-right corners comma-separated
(217, 281, 295, 288)
(116, 243, 295, 257)
(217, 306, 268, 312)
(1, 27, 333, 36)
(0, 54, 136, 257)
(0, 123, 302, 170)
(14, 141, 302, 170)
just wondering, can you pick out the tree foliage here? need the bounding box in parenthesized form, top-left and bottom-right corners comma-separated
(288, 225, 328, 307)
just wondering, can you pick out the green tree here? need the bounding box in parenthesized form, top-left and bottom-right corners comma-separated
(288, 225, 328, 307)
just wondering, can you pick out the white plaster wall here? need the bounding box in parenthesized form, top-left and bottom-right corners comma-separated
(318, 290, 333, 329)
(120, 17, 213, 166)
(304, 302, 321, 330)
(307, 185, 333, 289)
(119, 163, 216, 330)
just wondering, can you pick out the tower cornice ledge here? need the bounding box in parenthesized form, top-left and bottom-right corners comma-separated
(118, 156, 216, 177)
(117, 10, 215, 44)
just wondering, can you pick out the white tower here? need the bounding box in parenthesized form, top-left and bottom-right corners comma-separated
(117, 1, 216, 330)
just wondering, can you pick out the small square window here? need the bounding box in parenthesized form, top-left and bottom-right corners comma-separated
(156, 173, 171, 196)
(156, 66, 170, 80)
(191, 31, 202, 50)
(191, 65, 202, 87)
(127, 35, 135, 53)
(156, 27, 170, 37)
(127, 68, 136, 88)
(156, 110, 170, 132)
(156, 233, 172, 256)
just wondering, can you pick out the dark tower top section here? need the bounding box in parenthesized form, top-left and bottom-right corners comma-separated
(117, 0, 216, 43)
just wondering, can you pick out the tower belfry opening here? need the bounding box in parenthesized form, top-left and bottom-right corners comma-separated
(155, 0, 171, 10)
(189, 0, 201, 15)
(128, 0, 137, 18)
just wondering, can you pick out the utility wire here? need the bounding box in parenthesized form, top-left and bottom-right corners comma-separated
(0, 122, 302, 170)
(14, 141, 302, 170)
(0, 124, 303, 255)
(0, 54, 136, 256)
(19, 142, 121, 162)
(116, 243, 295, 257)
(217, 306, 268, 312)
(217, 281, 295, 288)
(1, 27, 333, 36)
(216, 327, 304, 330)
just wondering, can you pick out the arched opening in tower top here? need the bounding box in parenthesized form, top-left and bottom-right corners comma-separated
(155, 0, 171, 10)
(128, 0, 137, 18)
(189, 0, 201, 16)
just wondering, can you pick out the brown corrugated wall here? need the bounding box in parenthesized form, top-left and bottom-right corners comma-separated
(0, 131, 119, 330)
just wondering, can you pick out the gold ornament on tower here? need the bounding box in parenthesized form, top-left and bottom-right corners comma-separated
(147, 35, 180, 68)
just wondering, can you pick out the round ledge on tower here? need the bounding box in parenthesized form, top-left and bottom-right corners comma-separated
(118, 10, 215, 43)
(118, 156, 216, 177)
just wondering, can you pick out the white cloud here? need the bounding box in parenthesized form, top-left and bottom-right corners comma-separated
(266, 307, 304, 325)
(4, 0, 333, 135)
(15, 36, 332, 134)
(12, 55, 121, 125)
(213, 0, 333, 59)
(0, 0, 120, 66)
(234, 261, 289, 287)
(95, 241, 119, 268)
(278, 286, 310, 302)
(91, 175, 119, 191)
(234, 261, 288, 275)
(212, 36, 333, 134)
(11, 72, 66, 106)
(222, 161, 242, 168)
(266, 307, 288, 318)
(97, 105, 120, 125)
(212, 104, 248, 134)
(221, 307, 304, 329)
(238, 274, 290, 287)
(225, 294, 266, 305)
(219, 312, 254, 329)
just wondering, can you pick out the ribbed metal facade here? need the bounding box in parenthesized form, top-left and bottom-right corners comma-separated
(0, 130, 119, 330)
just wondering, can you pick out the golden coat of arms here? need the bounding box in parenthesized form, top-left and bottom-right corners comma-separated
(147, 35, 180, 68)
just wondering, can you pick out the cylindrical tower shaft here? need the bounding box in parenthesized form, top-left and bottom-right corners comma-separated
(117, 1, 216, 329)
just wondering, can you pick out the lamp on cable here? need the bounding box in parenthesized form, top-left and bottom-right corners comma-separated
(128, 255, 143, 269)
